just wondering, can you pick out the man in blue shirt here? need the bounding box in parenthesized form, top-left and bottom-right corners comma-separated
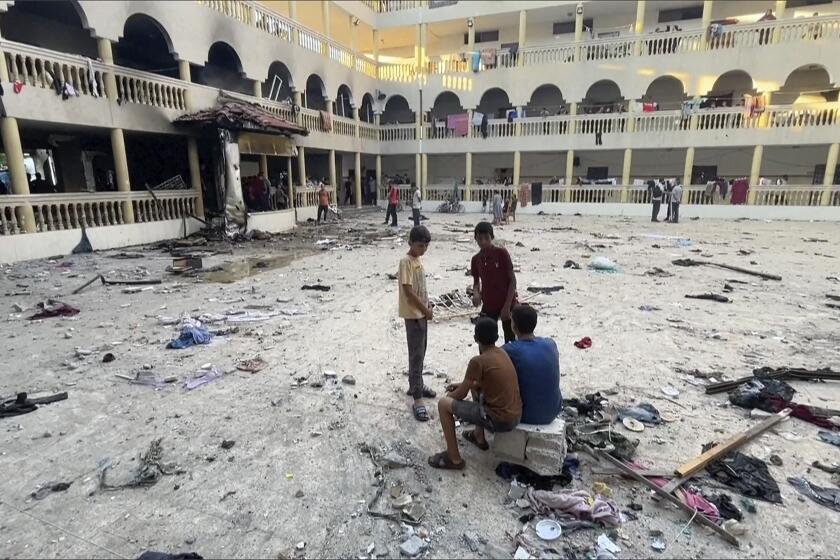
(502, 305, 562, 425)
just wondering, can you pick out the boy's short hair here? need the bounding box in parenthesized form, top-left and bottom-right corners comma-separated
(474, 317, 499, 345)
(511, 305, 538, 335)
(409, 225, 431, 244)
(474, 221, 494, 239)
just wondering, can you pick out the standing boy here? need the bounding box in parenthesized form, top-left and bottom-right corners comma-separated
(384, 182, 399, 226)
(411, 183, 422, 227)
(399, 225, 436, 422)
(471, 222, 517, 344)
(428, 317, 522, 470)
(317, 183, 330, 223)
(670, 181, 683, 223)
(648, 180, 662, 222)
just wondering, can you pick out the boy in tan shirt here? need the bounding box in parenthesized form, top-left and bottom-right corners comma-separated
(399, 225, 435, 421)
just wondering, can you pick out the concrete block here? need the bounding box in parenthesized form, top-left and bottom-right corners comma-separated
(491, 417, 567, 476)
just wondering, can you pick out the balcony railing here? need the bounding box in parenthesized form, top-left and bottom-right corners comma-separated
(0, 191, 198, 235)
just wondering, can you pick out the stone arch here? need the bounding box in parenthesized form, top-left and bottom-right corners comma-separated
(206, 41, 243, 75)
(335, 84, 354, 117)
(706, 70, 755, 106)
(359, 93, 375, 123)
(0, 0, 97, 58)
(304, 74, 327, 110)
(526, 84, 566, 115)
(777, 64, 837, 104)
(583, 80, 624, 112)
(431, 91, 464, 120)
(114, 14, 179, 78)
(192, 41, 250, 94)
(477, 88, 512, 118)
(263, 61, 294, 102)
(643, 75, 687, 110)
(382, 95, 414, 124)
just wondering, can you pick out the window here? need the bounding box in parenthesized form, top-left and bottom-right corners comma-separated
(463, 30, 499, 44)
(787, 0, 831, 8)
(587, 166, 608, 180)
(658, 6, 703, 23)
(553, 19, 592, 35)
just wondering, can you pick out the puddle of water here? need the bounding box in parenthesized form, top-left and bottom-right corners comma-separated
(202, 251, 314, 283)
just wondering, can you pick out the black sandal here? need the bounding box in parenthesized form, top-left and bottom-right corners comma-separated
(413, 404, 430, 422)
(406, 385, 437, 398)
(463, 430, 490, 451)
(428, 451, 465, 470)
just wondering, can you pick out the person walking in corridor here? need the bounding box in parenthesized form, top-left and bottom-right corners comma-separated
(411, 183, 422, 227)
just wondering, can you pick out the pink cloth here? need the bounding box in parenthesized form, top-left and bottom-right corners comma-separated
(446, 113, 469, 137)
(730, 179, 749, 205)
(625, 462, 720, 523)
(527, 488, 622, 526)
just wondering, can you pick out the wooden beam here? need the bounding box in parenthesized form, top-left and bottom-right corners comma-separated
(674, 409, 791, 478)
(594, 449, 740, 547)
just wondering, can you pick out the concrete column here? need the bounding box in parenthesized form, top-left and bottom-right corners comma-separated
(354, 151, 362, 209)
(515, 106, 523, 136)
(702, 0, 713, 30)
(187, 137, 205, 218)
(110, 128, 135, 224)
(421, 153, 428, 191)
(748, 145, 763, 204)
(513, 151, 521, 186)
(0, 117, 36, 232)
(419, 23, 427, 72)
(821, 142, 839, 206)
(683, 146, 695, 187)
(375, 154, 382, 200)
(565, 150, 575, 202)
(352, 107, 360, 138)
(772, 0, 786, 42)
(289, 0, 299, 44)
(517, 11, 527, 67)
(415, 153, 422, 194)
(467, 109, 474, 138)
(569, 102, 577, 134)
(322, 0, 331, 38)
(0, 26, 9, 83)
(286, 156, 295, 207)
(415, 111, 422, 141)
(259, 155, 269, 176)
(326, 99, 335, 116)
(415, 24, 422, 72)
(97, 38, 118, 100)
(293, 91, 303, 124)
(297, 146, 307, 188)
(467, 21, 475, 55)
(621, 148, 632, 202)
(253, 80, 262, 98)
(626, 100, 636, 133)
(178, 60, 193, 110)
(465, 152, 473, 201)
(633, 0, 646, 55)
(328, 149, 337, 191)
(574, 3, 584, 62)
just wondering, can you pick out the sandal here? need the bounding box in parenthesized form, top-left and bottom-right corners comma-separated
(463, 430, 490, 451)
(413, 404, 430, 422)
(406, 385, 437, 398)
(428, 451, 465, 470)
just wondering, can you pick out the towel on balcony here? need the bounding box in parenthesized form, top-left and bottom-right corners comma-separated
(471, 52, 481, 72)
(730, 179, 749, 205)
(480, 48, 496, 67)
(319, 110, 332, 132)
(472, 111, 484, 126)
(743, 94, 754, 119)
(447, 113, 469, 137)
(86, 58, 99, 98)
(642, 102, 657, 113)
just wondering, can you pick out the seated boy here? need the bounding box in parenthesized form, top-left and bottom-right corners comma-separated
(428, 317, 522, 470)
(502, 305, 562, 425)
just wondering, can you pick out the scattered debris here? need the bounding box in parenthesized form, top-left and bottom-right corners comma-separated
(589, 257, 617, 272)
(341, 375, 356, 385)
(236, 356, 267, 373)
(672, 258, 781, 281)
(301, 284, 331, 292)
(30, 481, 72, 500)
(28, 300, 80, 320)
(526, 285, 563, 294)
(96, 438, 176, 492)
(644, 267, 673, 278)
(788, 477, 840, 512)
(184, 365, 224, 390)
(685, 293, 731, 303)
(1, 392, 68, 419)
(563, 260, 581, 270)
(399, 535, 426, 557)
(167, 320, 212, 349)
(221, 440, 235, 450)
(573, 336, 592, 349)
(818, 431, 840, 448)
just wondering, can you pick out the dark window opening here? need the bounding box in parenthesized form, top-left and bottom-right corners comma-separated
(553, 19, 593, 35)
(463, 30, 500, 44)
(658, 6, 703, 23)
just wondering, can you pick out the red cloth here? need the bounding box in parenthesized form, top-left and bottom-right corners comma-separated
(767, 396, 840, 430)
(730, 179, 749, 205)
(574, 336, 592, 349)
(471, 246, 516, 314)
(388, 185, 400, 204)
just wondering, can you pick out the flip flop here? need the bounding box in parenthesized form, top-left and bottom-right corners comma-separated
(428, 451, 465, 470)
(405, 385, 437, 398)
(463, 430, 490, 451)
(413, 404, 430, 422)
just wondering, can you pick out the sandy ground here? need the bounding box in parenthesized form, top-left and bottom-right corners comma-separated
(1, 208, 839, 559)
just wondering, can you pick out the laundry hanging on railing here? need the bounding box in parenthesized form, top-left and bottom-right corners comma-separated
(86, 58, 99, 98)
(471, 111, 484, 126)
(681, 97, 702, 119)
(506, 108, 518, 122)
(480, 48, 496, 68)
(730, 178, 749, 205)
(446, 112, 469, 137)
(471, 51, 481, 72)
(319, 110, 332, 132)
(642, 102, 658, 113)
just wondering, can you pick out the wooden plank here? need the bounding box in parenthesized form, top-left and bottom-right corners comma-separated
(661, 475, 693, 494)
(594, 449, 740, 547)
(591, 468, 676, 478)
(674, 408, 791, 478)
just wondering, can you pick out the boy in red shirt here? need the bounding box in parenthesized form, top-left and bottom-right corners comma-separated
(471, 222, 518, 344)
(384, 182, 399, 226)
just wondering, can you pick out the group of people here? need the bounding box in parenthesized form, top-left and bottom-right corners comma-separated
(481, 191, 518, 225)
(397, 221, 562, 470)
(647, 179, 684, 223)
